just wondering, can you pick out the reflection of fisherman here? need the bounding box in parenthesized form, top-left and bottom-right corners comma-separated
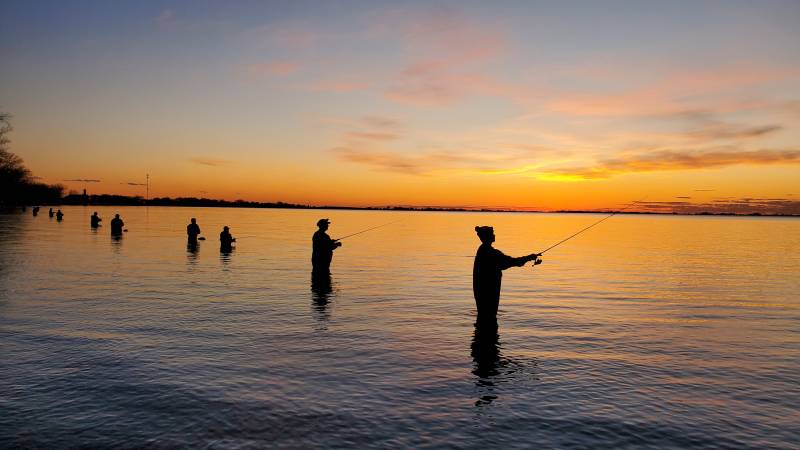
(90, 212, 102, 228)
(187, 218, 201, 243)
(312, 218, 341, 274)
(473, 226, 541, 322)
(110, 214, 124, 235)
(49, 208, 54, 218)
(220, 226, 235, 252)
(56, 209, 64, 221)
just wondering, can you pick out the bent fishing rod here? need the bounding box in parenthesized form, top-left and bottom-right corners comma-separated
(536, 196, 648, 256)
(334, 220, 403, 241)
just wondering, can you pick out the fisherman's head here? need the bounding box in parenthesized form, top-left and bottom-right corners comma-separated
(317, 218, 330, 231)
(93, 212, 98, 216)
(223, 226, 229, 231)
(115, 214, 120, 218)
(475, 226, 495, 244)
(191, 218, 196, 224)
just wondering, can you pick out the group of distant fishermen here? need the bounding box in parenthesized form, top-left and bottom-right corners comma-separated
(31, 208, 544, 323)
(185, 217, 236, 252)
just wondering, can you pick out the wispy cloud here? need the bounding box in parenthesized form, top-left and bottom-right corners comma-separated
(305, 79, 370, 93)
(637, 198, 800, 215)
(64, 178, 101, 183)
(333, 147, 496, 175)
(125, 182, 146, 186)
(191, 157, 233, 167)
(684, 122, 782, 142)
(544, 148, 800, 179)
(333, 144, 548, 176)
(377, 9, 508, 106)
(246, 61, 300, 77)
(154, 9, 174, 25)
(345, 131, 400, 141)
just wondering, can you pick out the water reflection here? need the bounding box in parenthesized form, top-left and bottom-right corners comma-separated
(471, 320, 528, 407)
(220, 249, 233, 267)
(0, 214, 26, 287)
(311, 272, 334, 328)
(110, 235, 123, 253)
(186, 242, 199, 268)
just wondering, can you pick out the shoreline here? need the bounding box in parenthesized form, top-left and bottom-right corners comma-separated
(11, 195, 798, 218)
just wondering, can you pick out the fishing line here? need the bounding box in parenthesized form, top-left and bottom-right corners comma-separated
(334, 220, 403, 241)
(537, 196, 648, 255)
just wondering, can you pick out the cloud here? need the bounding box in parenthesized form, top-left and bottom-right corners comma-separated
(64, 179, 101, 183)
(154, 9, 174, 25)
(191, 157, 233, 167)
(246, 61, 299, 77)
(374, 10, 509, 106)
(542, 64, 799, 118)
(685, 123, 782, 142)
(637, 198, 800, 215)
(362, 115, 401, 129)
(544, 148, 800, 179)
(676, 196, 691, 199)
(125, 182, 146, 186)
(305, 79, 370, 93)
(332, 145, 545, 175)
(345, 131, 400, 141)
(333, 147, 428, 175)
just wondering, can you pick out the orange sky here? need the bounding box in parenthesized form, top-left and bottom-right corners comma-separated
(2, 2, 799, 213)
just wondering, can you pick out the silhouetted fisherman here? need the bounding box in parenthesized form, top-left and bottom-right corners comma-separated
(473, 226, 541, 323)
(48, 208, 54, 218)
(32, 206, 40, 216)
(187, 218, 201, 244)
(312, 218, 341, 274)
(90, 212, 102, 228)
(110, 214, 124, 235)
(220, 226, 235, 252)
(55, 209, 64, 221)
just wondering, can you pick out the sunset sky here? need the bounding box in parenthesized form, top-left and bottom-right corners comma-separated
(2, 1, 799, 213)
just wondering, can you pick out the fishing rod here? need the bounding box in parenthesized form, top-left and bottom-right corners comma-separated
(536, 196, 648, 255)
(334, 220, 403, 241)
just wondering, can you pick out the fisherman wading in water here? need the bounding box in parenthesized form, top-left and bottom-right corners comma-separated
(312, 218, 341, 275)
(473, 226, 542, 323)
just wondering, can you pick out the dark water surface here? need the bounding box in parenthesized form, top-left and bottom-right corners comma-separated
(1, 207, 799, 449)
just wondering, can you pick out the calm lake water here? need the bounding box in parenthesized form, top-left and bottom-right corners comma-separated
(1, 206, 799, 449)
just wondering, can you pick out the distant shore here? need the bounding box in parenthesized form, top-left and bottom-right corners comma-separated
(7, 193, 788, 218)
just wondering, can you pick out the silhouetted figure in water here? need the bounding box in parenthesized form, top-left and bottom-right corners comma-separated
(32, 206, 40, 216)
(312, 218, 341, 275)
(110, 214, 124, 235)
(48, 208, 54, 218)
(220, 226, 235, 252)
(90, 212, 102, 228)
(55, 209, 64, 221)
(187, 218, 201, 244)
(473, 226, 541, 323)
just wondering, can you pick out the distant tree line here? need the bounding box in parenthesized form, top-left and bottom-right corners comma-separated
(0, 112, 64, 208)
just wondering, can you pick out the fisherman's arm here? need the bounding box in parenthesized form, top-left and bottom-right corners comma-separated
(496, 249, 540, 270)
